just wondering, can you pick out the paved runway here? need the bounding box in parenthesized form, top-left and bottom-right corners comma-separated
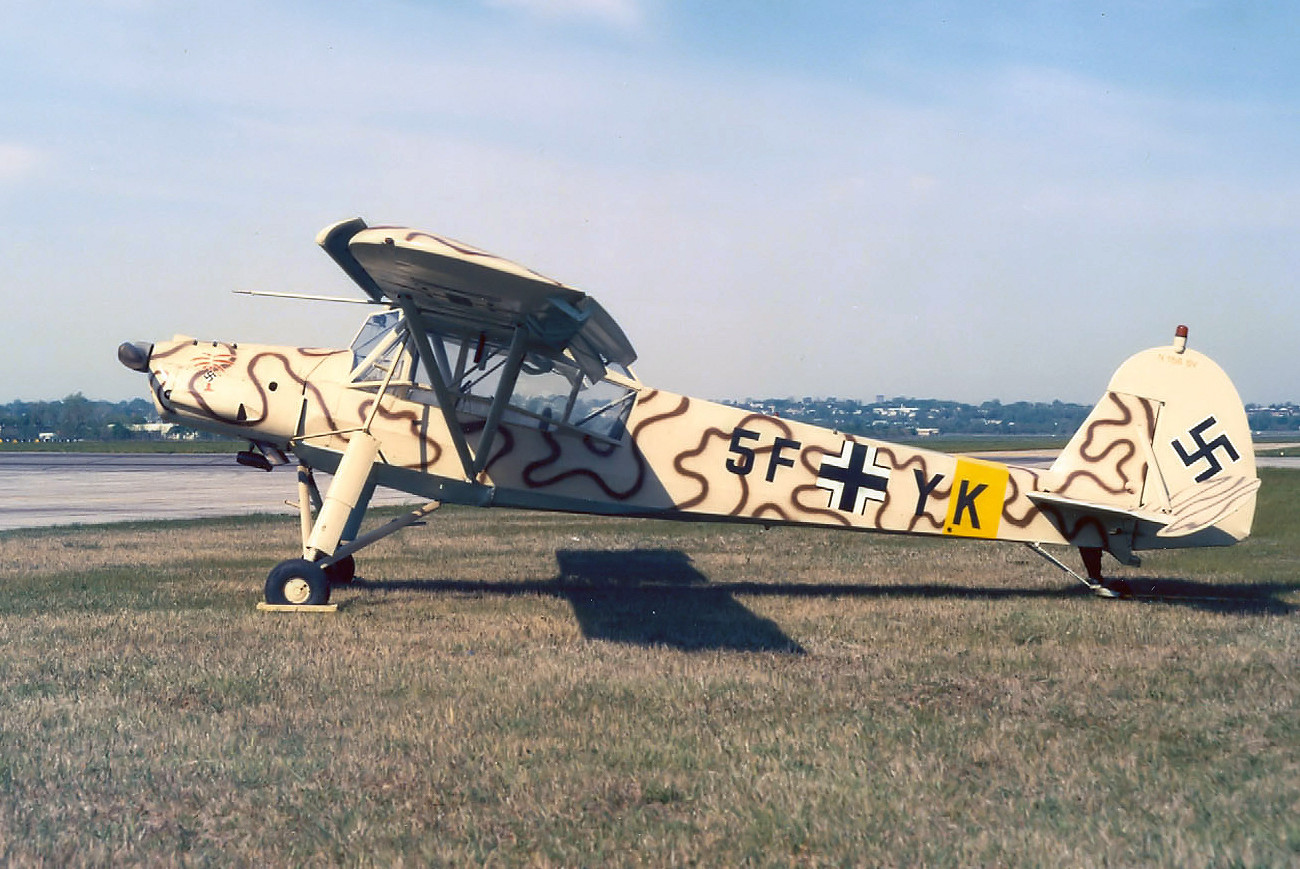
(1, 450, 1294, 531)
(0, 453, 416, 530)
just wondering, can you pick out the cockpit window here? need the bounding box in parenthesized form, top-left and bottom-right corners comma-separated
(347, 310, 411, 385)
(505, 353, 636, 441)
(418, 334, 637, 443)
(345, 311, 638, 444)
(349, 310, 403, 371)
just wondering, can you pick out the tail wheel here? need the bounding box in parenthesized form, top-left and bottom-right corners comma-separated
(324, 554, 356, 586)
(265, 559, 331, 606)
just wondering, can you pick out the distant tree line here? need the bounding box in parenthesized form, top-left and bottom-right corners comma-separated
(1246, 402, 1300, 432)
(0, 394, 162, 441)
(727, 396, 1300, 438)
(725, 396, 1093, 437)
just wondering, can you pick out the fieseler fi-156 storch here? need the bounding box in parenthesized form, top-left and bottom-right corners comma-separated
(119, 218, 1260, 606)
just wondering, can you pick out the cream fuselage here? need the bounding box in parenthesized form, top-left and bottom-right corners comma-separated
(140, 334, 1120, 550)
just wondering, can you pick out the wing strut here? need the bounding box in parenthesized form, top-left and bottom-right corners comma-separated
(396, 295, 478, 481)
(472, 325, 528, 477)
(394, 297, 532, 482)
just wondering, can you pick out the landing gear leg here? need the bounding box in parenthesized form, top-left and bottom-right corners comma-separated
(266, 432, 380, 606)
(305, 431, 381, 564)
(296, 464, 323, 558)
(268, 436, 442, 607)
(294, 465, 359, 585)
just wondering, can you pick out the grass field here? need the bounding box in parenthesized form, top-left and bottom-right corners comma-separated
(1, 471, 1296, 866)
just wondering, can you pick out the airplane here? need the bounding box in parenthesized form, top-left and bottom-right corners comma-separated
(118, 218, 1260, 606)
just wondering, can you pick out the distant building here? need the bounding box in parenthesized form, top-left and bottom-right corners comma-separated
(127, 422, 197, 440)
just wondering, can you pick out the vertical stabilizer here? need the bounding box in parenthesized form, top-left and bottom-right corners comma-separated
(1047, 327, 1257, 549)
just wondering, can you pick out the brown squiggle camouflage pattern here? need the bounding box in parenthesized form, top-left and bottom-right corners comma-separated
(136, 323, 1256, 567)
(141, 337, 1089, 545)
(1047, 392, 1155, 508)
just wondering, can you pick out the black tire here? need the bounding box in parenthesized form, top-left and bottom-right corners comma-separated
(265, 559, 331, 606)
(324, 554, 356, 586)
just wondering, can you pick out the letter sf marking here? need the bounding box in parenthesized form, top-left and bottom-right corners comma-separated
(725, 427, 760, 476)
(725, 428, 803, 483)
(816, 440, 891, 514)
(1172, 416, 1240, 483)
(766, 437, 800, 482)
(943, 459, 1009, 539)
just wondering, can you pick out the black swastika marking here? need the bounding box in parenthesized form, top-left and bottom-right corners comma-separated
(1172, 416, 1240, 483)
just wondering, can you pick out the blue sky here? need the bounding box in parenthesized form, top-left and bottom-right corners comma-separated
(2, 1, 1296, 404)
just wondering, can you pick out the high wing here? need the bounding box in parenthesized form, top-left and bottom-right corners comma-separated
(317, 217, 636, 382)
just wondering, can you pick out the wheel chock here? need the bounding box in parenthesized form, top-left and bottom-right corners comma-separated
(256, 602, 339, 613)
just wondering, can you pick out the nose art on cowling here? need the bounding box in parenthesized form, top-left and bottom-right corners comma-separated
(117, 341, 153, 372)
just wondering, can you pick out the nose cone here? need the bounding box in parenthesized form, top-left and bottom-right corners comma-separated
(118, 341, 153, 372)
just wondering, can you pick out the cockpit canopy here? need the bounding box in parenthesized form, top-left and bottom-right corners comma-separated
(347, 310, 639, 443)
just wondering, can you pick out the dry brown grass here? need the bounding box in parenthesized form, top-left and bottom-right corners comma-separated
(0, 471, 1297, 866)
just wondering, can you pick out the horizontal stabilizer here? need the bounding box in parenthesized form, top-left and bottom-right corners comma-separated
(1028, 490, 1167, 527)
(1029, 474, 1260, 539)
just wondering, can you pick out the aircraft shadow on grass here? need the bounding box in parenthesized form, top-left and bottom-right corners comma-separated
(553, 549, 806, 653)
(352, 549, 1297, 648)
(355, 548, 805, 653)
(668, 575, 1298, 617)
(1084, 576, 1298, 616)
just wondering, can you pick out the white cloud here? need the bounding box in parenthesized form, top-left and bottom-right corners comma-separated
(484, 0, 644, 30)
(0, 144, 44, 185)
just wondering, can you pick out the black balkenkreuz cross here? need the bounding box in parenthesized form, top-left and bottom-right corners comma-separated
(1172, 416, 1240, 483)
(816, 440, 892, 514)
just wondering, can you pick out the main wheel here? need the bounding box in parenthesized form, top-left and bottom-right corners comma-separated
(323, 554, 356, 586)
(265, 559, 331, 606)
